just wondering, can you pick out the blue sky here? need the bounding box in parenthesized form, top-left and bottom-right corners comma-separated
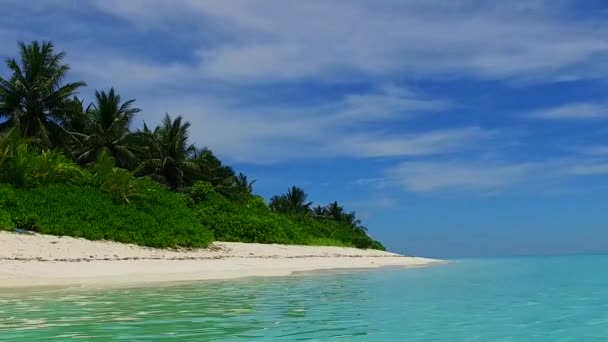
(3, 0, 608, 257)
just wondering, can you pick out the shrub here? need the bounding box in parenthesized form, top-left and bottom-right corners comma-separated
(0, 185, 15, 230)
(92, 151, 143, 203)
(96, 168, 143, 204)
(194, 196, 385, 249)
(190, 181, 217, 203)
(246, 195, 269, 211)
(353, 236, 373, 249)
(370, 240, 386, 251)
(0, 214, 14, 231)
(175, 192, 196, 208)
(0, 183, 213, 248)
(26, 149, 83, 185)
(0, 144, 386, 250)
(0, 145, 83, 187)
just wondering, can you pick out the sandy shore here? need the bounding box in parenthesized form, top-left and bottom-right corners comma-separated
(0, 231, 441, 289)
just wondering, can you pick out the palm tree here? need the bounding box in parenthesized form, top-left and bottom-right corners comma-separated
(77, 88, 140, 168)
(312, 205, 327, 217)
(234, 172, 256, 194)
(326, 201, 345, 221)
(316, 200, 367, 232)
(129, 121, 154, 162)
(62, 97, 87, 133)
(139, 114, 197, 189)
(270, 186, 313, 214)
(60, 96, 89, 160)
(191, 147, 236, 186)
(0, 41, 86, 146)
(342, 211, 367, 233)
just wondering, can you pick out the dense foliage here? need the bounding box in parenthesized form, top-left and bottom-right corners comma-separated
(193, 182, 383, 249)
(0, 182, 214, 248)
(0, 41, 385, 250)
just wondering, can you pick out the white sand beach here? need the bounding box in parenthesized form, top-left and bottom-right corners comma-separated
(0, 231, 441, 289)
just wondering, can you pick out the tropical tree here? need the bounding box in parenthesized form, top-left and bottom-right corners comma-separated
(188, 148, 255, 200)
(0, 41, 85, 146)
(77, 88, 140, 168)
(138, 114, 197, 189)
(59, 96, 90, 160)
(311, 205, 327, 217)
(62, 97, 87, 132)
(312, 200, 367, 232)
(325, 201, 345, 221)
(191, 148, 235, 186)
(234, 172, 255, 194)
(342, 211, 367, 233)
(270, 186, 313, 215)
(129, 122, 154, 163)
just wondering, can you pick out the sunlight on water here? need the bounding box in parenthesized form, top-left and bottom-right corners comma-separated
(2, 256, 608, 341)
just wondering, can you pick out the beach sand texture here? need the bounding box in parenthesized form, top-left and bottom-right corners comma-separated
(0, 231, 440, 288)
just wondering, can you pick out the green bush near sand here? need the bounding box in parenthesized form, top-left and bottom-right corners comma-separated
(0, 179, 385, 250)
(193, 184, 384, 249)
(0, 176, 385, 250)
(0, 182, 214, 248)
(0, 151, 385, 250)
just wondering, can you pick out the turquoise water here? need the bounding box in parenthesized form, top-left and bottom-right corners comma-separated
(1, 256, 608, 341)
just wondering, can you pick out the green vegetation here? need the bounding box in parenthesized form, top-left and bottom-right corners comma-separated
(0, 182, 213, 248)
(193, 184, 381, 248)
(0, 40, 385, 250)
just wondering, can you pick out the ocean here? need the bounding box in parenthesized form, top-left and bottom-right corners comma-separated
(1, 256, 607, 341)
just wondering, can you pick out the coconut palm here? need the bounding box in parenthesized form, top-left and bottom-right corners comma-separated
(312, 205, 327, 217)
(191, 147, 235, 186)
(342, 211, 367, 233)
(325, 201, 345, 221)
(315, 200, 367, 232)
(139, 114, 197, 189)
(59, 96, 90, 160)
(234, 172, 256, 194)
(270, 186, 313, 214)
(0, 41, 86, 146)
(62, 97, 87, 133)
(77, 88, 140, 168)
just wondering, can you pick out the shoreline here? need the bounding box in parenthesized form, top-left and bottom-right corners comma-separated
(0, 231, 441, 290)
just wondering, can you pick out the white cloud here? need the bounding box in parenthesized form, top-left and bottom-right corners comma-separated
(80, 0, 608, 84)
(558, 161, 608, 175)
(323, 86, 450, 123)
(386, 156, 608, 193)
(325, 127, 494, 158)
(4, 1, 608, 87)
(528, 103, 608, 120)
(137, 88, 485, 163)
(350, 196, 397, 211)
(351, 178, 389, 190)
(389, 161, 537, 192)
(72, 59, 193, 89)
(566, 145, 608, 156)
(3, 0, 608, 198)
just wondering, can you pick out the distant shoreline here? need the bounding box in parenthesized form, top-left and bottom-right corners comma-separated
(0, 231, 441, 290)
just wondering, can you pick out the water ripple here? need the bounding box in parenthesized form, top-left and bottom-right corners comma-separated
(2, 257, 608, 341)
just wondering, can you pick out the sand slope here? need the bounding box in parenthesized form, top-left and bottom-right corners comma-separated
(0, 231, 440, 288)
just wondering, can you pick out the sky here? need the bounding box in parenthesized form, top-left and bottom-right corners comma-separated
(2, 0, 608, 257)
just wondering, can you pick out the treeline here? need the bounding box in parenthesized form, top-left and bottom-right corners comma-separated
(0, 41, 384, 250)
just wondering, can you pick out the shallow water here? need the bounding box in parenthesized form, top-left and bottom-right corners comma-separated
(1, 256, 608, 341)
